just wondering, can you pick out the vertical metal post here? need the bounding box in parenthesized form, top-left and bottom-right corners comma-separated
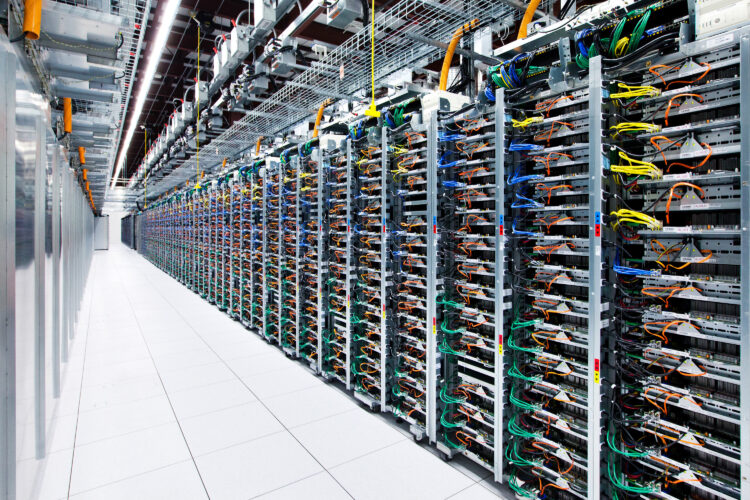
(277, 161, 283, 344)
(739, 34, 750, 500)
(345, 140, 353, 390)
(0, 47, 17, 500)
(62, 170, 69, 362)
(315, 149, 324, 374)
(493, 90, 506, 482)
(261, 165, 268, 339)
(34, 115, 46, 459)
(52, 147, 61, 398)
(380, 131, 389, 409)
(294, 156, 301, 357)
(587, 55, 604, 500)
(425, 110, 438, 444)
(248, 170, 254, 327)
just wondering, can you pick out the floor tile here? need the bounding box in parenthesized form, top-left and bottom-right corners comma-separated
(69, 422, 191, 494)
(329, 440, 474, 500)
(82, 358, 158, 387)
(69, 460, 208, 500)
(78, 372, 164, 412)
(291, 409, 406, 467)
(16, 448, 73, 500)
(255, 472, 352, 500)
(242, 364, 324, 399)
(448, 482, 508, 499)
(159, 361, 236, 394)
(478, 479, 514, 498)
(151, 347, 220, 373)
(180, 401, 284, 456)
(262, 384, 358, 428)
(168, 379, 256, 419)
(226, 352, 296, 378)
(195, 432, 323, 500)
(74, 394, 175, 445)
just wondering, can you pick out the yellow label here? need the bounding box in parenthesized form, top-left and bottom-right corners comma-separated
(594, 371, 600, 384)
(433, 324, 437, 335)
(498, 346, 503, 355)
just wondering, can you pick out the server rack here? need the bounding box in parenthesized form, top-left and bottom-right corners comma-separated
(280, 152, 300, 355)
(137, 13, 750, 499)
(350, 129, 391, 410)
(249, 160, 265, 335)
(298, 143, 325, 369)
(433, 99, 509, 480)
(265, 159, 282, 343)
(322, 143, 353, 387)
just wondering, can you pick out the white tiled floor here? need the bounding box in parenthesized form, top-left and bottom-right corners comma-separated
(37, 243, 511, 499)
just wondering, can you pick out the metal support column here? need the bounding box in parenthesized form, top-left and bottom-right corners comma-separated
(52, 147, 61, 398)
(261, 166, 268, 339)
(739, 34, 750, 500)
(315, 149, 324, 374)
(0, 47, 17, 500)
(425, 110, 438, 444)
(493, 90, 506, 482)
(33, 115, 46, 459)
(294, 156, 301, 357)
(345, 140, 353, 390)
(587, 55, 604, 500)
(380, 131, 389, 409)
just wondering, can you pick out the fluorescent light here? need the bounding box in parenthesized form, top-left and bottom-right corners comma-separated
(110, 0, 183, 189)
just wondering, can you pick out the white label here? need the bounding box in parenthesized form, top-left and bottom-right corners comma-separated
(663, 173, 691, 181)
(676, 103, 707, 114)
(664, 226, 692, 233)
(704, 33, 734, 49)
(681, 256, 710, 263)
(679, 148, 709, 159)
(680, 203, 710, 210)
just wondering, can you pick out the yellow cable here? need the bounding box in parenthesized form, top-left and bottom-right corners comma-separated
(610, 83, 660, 100)
(614, 37, 630, 57)
(611, 151, 663, 179)
(610, 122, 661, 138)
(512, 116, 543, 130)
(364, 0, 380, 117)
(610, 209, 662, 230)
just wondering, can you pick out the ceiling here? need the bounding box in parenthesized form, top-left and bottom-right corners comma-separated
(114, 0, 366, 186)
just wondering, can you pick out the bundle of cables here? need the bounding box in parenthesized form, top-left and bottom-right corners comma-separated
(575, 4, 669, 69)
(384, 100, 414, 129)
(489, 52, 546, 91)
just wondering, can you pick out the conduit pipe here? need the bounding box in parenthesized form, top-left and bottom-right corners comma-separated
(439, 19, 479, 91)
(517, 0, 542, 40)
(312, 99, 334, 138)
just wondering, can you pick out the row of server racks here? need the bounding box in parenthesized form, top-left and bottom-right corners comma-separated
(138, 11, 750, 500)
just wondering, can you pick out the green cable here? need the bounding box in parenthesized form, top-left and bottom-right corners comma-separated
(508, 386, 541, 411)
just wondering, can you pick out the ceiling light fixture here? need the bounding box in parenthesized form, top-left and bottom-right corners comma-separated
(109, 0, 183, 190)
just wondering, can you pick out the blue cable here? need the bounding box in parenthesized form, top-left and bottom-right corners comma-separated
(509, 141, 543, 152)
(437, 151, 459, 169)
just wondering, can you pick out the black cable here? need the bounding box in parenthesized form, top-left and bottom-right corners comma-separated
(10, 31, 27, 43)
(559, 0, 575, 19)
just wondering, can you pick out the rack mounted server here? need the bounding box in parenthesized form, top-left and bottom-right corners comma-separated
(137, 3, 750, 497)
